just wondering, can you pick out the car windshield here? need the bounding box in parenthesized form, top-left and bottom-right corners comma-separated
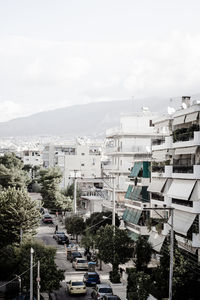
(77, 260, 87, 263)
(73, 252, 81, 256)
(99, 288, 112, 293)
(56, 232, 65, 235)
(72, 282, 84, 286)
(44, 216, 51, 219)
(88, 274, 98, 278)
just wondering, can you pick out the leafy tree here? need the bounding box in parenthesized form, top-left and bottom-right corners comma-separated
(0, 245, 19, 280)
(135, 236, 152, 271)
(95, 225, 134, 282)
(16, 241, 64, 292)
(65, 215, 85, 242)
(127, 269, 152, 300)
(0, 187, 41, 247)
(85, 211, 120, 235)
(39, 167, 69, 210)
(0, 153, 30, 189)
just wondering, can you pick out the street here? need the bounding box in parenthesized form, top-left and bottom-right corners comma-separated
(36, 216, 112, 300)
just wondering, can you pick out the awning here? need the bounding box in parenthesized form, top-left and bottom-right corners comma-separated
(148, 231, 165, 252)
(148, 178, 167, 193)
(167, 179, 196, 200)
(123, 208, 142, 225)
(129, 162, 142, 177)
(130, 186, 142, 201)
(185, 112, 199, 123)
(152, 150, 168, 161)
(174, 146, 197, 155)
(125, 185, 133, 199)
(190, 180, 200, 201)
(127, 230, 139, 242)
(173, 115, 185, 126)
(168, 210, 196, 236)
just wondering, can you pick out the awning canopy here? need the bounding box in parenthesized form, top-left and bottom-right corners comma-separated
(123, 208, 142, 225)
(173, 115, 185, 126)
(190, 180, 200, 201)
(148, 231, 165, 252)
(148, 178, 167, 193)
(174, 146, 197, 155)
(125, 185, 133, 199)
(127, 230, 139, 242)
(129, 162, 142, 177)
(168, 211, 196, 236)
(185, 112, 199, 123)
(167, 179, 196, 200)
(130, 186, 142, 201)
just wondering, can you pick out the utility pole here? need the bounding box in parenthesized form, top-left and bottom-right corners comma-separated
(30, 247, 34, 300)
(73, 170, 78, 214)
(37, 261, 40, 300)
(169, 209, 174, 300)
(112, 177, 116, 227)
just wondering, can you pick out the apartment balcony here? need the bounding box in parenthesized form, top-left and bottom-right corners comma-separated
(172, 164, 200, 179)
(173, 130, 200, 149)
(171, 200, 200, 214)
(152, 136, 173, 151)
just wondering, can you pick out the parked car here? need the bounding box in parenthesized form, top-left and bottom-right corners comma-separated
(67, 280, 87, 295)
(83, 272, 100, 286)
(72, 258, 88, 270)
(68, 251, 82, 262)
(42, 214, 53, 224)
(91, 284, 113, 300)
(53, 232, 69, 244)
(103, 296, 121, 300)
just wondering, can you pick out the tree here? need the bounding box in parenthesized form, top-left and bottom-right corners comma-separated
(0, 153, 30, 189)
(85, 211, 120, 235)
(0, 187, 41, 247)
(39, 167, 69, 210)
(95, 225, 134, 282)
(134, 236, 152, 271)
(16, 241, 64, 292)
(65, 215, 85, 242)
(127, 269, 152, 300)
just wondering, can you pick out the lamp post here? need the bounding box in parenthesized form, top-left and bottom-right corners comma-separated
(30, 247, 34, 300)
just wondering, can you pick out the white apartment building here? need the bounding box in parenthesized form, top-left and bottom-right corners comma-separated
(103, 108, 161, 213)
(22, 150, 43, 167)
(148, 96, 200, 256)
(43, 139, 102, 189)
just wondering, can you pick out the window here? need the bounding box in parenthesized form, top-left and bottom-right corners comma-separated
(149, 120, 154, 127)
(81, 153, 85, 155)
(81, 163, 85, 166)
(172, 198, 193, 207)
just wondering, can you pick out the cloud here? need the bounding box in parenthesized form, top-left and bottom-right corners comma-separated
(0, 32, 200, 121)
(0, 100, 24, 122)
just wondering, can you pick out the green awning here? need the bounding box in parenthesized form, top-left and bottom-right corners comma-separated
(125, 185, 133, 199)
(129, 162, 142, 177)
(127, 231, 139, 242)
(123, 208, 142, 225)
(130, 186, 142, 201)
(143, 161, 151, 178)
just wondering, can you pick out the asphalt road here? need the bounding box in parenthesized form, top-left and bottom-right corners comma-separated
(36, 219, 95, 300)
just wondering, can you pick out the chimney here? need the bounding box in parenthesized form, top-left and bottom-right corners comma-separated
(182, 96, 191, 108)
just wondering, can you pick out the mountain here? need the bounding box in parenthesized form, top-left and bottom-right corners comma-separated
(0, 98, 172, 138)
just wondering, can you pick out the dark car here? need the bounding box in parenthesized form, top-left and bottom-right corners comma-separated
(83, 272, 100, 286)
(103, 296, 121, 300)
(68, 251, 82, 262)
(53, 231, 69, 244)
(42, 214, 53, 224)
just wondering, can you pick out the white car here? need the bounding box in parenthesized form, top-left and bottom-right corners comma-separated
(72, 258, 88, 270)
(67, 280, 87, 295)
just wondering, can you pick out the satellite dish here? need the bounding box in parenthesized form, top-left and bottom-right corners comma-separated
(182, 102, 187, 109)
(167, 106, 175, 115)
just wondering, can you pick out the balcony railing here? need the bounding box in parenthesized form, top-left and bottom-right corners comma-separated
(173, 124, 199, 143)
(173, 165, 193, 174)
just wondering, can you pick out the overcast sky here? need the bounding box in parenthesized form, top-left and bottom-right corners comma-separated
(0, 0, 200, 121)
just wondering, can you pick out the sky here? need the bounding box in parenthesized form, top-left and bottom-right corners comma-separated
(0, 0, 200, 121)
